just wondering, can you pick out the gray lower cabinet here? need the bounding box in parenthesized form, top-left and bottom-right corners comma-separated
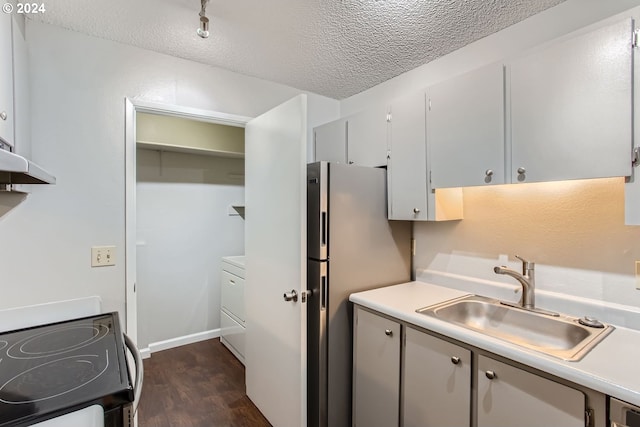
(403, 327, 471, 427)
(353, 306, 599, 427)
(353, 307, 401, 427)
(477, 355, 585, 427)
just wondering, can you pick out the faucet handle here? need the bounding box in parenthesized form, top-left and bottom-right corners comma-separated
(514, 255, 535, 272)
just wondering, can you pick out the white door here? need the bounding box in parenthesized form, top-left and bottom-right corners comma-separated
(245, 95, 307, 427)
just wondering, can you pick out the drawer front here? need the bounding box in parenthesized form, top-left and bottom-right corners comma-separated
(221, 259, 245, 278)
(221, 270, 245, 323)
(220, 310, 245, 361)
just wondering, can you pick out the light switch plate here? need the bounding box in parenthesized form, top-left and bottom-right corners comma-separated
(92, 246, 116, 267)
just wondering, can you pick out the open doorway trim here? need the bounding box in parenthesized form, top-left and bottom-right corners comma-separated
(124, 98, 252, 343)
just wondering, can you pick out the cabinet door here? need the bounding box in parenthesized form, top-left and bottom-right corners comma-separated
(0, 13, 14, 147)
(429, 63, 505, 188)
(314, 118, 347, 163)
(12, 16, 30, 158)
(387, 92, 428, 220)
(477, 355, 585, 427)
(353, 307, 400, 427)
(347, 105, 389, 167)
(403, 327, 471, 427)
(510, 19, 633, 183)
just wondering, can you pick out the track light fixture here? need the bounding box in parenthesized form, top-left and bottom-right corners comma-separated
(197, 0, 210, 39)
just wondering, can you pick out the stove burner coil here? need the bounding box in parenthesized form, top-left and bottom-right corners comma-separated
(0, 352, 109, 404)
(6, 325, 109, 359)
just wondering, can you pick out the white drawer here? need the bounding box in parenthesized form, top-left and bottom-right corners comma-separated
(222, 259, 245, 278)
(220, 310, 245, 364)
(221, 270, 245, 323)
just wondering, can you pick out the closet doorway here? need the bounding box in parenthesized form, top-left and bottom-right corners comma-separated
(125, 100, 250, 357)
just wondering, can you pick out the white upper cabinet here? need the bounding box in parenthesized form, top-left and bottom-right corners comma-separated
(12, 16, 30, 158)
(314, 118, 347, 163)
(428, 63, 505, 188)
(346, 104, 389, 167)
(313, 105, 387, 167)
(387, 91, 429, 220)
(510, 18, 633, 184)
(0, 12, 15, 148)
(387, 91, 463, 221)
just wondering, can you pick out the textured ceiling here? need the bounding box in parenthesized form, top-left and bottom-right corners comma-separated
(29, 0, 566, 99)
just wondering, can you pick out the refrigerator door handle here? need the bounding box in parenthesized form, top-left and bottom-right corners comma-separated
(320, 274, 327, 311)
(321, 211, 327, 248)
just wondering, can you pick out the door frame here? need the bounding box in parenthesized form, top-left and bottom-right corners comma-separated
(123, 98, 252, 343)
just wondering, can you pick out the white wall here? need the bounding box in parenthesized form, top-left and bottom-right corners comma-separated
(415, 178, 640, 308)
(340, 0, 640, 309)
(136, 148, 244, 350)
(0, 21, 339, 322)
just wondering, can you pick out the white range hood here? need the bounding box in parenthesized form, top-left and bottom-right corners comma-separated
(0, 148, 56, 184)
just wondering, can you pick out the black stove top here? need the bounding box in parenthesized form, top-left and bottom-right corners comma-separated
(0, 312, 134, 426)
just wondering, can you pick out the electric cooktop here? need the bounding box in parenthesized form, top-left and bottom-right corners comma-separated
(0, 312, 133, 426)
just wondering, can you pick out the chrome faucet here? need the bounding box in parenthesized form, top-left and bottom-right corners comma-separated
(494, 255, 535, 309)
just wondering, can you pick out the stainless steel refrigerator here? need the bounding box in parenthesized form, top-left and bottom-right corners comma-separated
(307, 162, 411, 427)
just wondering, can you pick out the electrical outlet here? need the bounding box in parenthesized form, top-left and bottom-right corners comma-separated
(636, 261, 640, 290)
(92, 246, 116, 267)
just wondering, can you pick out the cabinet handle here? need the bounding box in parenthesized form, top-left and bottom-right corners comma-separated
(450, 356, 460, 365)
(517, 167, 526, 175)
(485, 169, 493, 177)
(485, 370, 497, 380)
(0, 111, 6, 121)
(413, 208, 420, 214)
(384, 329, 393, 337)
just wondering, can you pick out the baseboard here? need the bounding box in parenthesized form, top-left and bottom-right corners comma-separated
(140, 347, 151, 359)
(147, 328, 221, 355)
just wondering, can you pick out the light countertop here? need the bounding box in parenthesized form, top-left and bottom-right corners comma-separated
(350, 281, 640, 407)
(222, 255, 245, 269)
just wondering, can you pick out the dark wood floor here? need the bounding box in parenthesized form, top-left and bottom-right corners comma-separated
(138, 338, 272, 427)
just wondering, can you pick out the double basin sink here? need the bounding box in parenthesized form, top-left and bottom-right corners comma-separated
(417, 295, 614, 361)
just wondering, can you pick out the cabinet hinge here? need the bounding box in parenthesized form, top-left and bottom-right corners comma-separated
(429, 170, 432, 184)
(634, 29, 640, 48)
(428, 99, 432, 111)
(386, 112, 392, 122)
(584, 408, 593, 427)
(411, 238, 416, 257)
(386, 149, 391, 160)
(633, 147, 639, 167)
